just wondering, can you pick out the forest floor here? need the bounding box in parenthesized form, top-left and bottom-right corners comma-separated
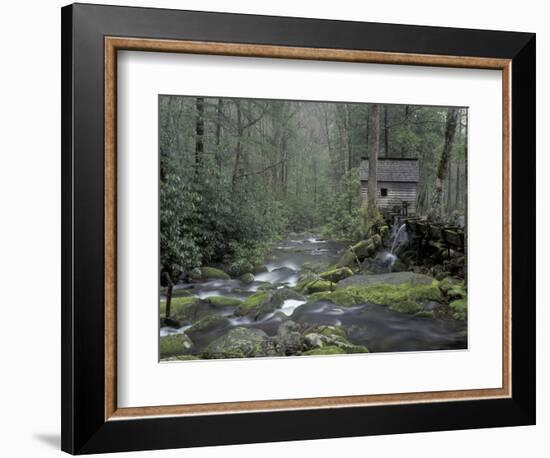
(159, 231, 467, 361)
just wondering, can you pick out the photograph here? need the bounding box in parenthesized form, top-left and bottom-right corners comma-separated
(53, 2, 536, 454)
(159, 96, 468, 361)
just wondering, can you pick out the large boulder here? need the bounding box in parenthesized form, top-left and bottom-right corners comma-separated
(159, 333, 194, 359)
(202, 327, 270, 359)
(389, 300, 423, 314)
(234, 289, 302, 319)
(200, 267, 230, 280)
(308, 272, 442, 313)
(186, 314, 229, 341)
(239, 273, 255, 284)
(303, 325, 369, 354)
(275, 320, 304, 355)
(169, 297, 215, 324)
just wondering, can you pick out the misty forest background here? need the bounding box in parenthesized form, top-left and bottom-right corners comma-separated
(160, 96, 467, 284)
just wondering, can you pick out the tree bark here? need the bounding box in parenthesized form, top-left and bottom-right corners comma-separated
(384, 105, 389, 157)
(232, 100, 243, 187)
(367, 104, 380, 213)
(430, 107, 458, 220)
(345, 105, 353, 214)
(455, 161, 460, 208)
(215, 98, 223, 167)
(194, 97, 204, 175)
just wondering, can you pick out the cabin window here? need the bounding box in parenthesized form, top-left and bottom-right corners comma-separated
(380, 188, 388, 197)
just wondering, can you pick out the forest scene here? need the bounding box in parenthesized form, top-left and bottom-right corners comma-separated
(159, 95, 468, 361)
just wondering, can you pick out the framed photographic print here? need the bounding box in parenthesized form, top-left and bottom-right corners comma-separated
(61, 3, 536, 454)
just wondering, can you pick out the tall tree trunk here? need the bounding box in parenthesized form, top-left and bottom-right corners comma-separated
(455, 161, 460, 208)
(384, 105, 389, 157)
(194, 97, 204, 175)
(446, 162, 452, 212)
(401, 105, 409, 158)
(232, 101, 243, 187)
(215, 98, 223, 167)
(280, 134, 288, 196)
(367, 104, 380, 213)
(430, 107, 458, 220)
(313, 156, 318, 209)
(345, 106, 353, 214)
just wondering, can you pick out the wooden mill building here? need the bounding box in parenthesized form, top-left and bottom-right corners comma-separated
(360, 157, 419, 215)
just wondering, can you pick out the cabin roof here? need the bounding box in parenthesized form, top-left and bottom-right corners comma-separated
(360, 157, 419, 183)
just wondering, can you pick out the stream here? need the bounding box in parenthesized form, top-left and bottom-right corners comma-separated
(161, 233, 467, 355)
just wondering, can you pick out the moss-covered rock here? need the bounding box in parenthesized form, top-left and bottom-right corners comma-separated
(389, 300, 423, 314)
(304, 333, 324, 349)
(439, 277, 466, 300)
(319, 267, 353, 283)
(202, 327, 269, 359)
(234, 290, 293, 318)
(160, 296, 192, 316)
(317, 325, 347, 340)
(303, 345, 346, 356)
(169, 297, 215, 323)
(303, 279, 334, 294)
(306, 277, 443, 313)
(234, 291, 270, 316)
(200, 267, 230, 280)
(307, 325, 369, 354)
(159, 333, 194, 358)
(379, 225, 390, 239)
(239, 273, 255, 284)
(371, 234, 382, 248)
(186, 315, 229, 340)
(449, 298, 467, 320)
(205, 296, 243, 308)
(327, 289, 358, 306)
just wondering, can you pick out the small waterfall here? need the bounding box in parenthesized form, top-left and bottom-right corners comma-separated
(390, 224, 407, 254)
(380, 223, 408, 273)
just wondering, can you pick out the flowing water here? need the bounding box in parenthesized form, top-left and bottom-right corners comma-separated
(161, 233, 467, 354)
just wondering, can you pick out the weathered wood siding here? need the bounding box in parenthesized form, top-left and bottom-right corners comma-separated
(361, 181, 417, 214)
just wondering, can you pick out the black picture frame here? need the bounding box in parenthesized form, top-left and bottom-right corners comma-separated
(61, 3, 535, 454)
